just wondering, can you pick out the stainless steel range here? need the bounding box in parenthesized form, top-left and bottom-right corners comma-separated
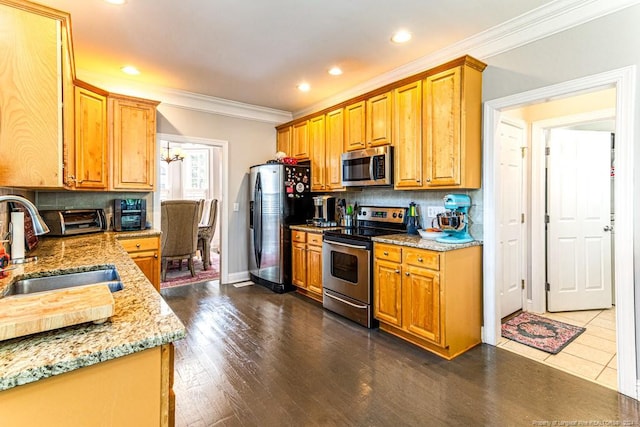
(322, 206, 407, 328)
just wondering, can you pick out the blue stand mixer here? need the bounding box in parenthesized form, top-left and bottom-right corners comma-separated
(435, 194, 474, 244)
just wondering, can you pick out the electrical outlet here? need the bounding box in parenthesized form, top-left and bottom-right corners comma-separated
(233, 203, 239, 212)
(427, 206, 446, 217)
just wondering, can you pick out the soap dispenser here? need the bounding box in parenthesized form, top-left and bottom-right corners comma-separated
(407, 202, 420, 235)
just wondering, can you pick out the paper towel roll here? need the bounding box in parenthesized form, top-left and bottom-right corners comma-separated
(11, 212, 25, 260)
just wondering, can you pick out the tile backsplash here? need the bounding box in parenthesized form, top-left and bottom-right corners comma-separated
(333, 188, 483, 240)
(36, 191, 154, 231)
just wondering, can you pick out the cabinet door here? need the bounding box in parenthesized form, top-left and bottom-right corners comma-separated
(291, 121, 310, 159)
(0, 5, 64, 188)
(110, 95, 158, 191)
(344, 101, 366, 151)
(131, 252, 160, 291)
(325, 108, 344, 191)
(424, 66, 461, 187)
(309, 115, 326, 191)
(403, 265, 442, 345)
(374, 259, 402, 327)
(292, 242, 307, 288)
(277, 126, 292, 156)
(306, 244, 323, 295)
(73, 85, 108, 189)
(393, 81, 423, 189)
(366, 92, 392, 147)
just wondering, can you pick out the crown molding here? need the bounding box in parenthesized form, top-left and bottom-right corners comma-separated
(294, 0, 640, 118)
(76, 69, 293, 124)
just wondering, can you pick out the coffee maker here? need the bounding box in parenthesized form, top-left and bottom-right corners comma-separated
(312, 195, 336, 225)
(435, 194, 473, 243)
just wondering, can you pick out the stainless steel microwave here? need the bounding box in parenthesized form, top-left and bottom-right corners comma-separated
(341, 146, 393, 187)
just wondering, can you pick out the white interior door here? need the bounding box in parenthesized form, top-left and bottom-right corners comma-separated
(499, 120, 526, 317)
(547, 129, 612, 312)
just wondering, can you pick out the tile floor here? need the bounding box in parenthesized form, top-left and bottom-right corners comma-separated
(497, 308, 617, 390)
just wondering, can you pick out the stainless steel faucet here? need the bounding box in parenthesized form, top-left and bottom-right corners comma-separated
(0, 195, 50, 235)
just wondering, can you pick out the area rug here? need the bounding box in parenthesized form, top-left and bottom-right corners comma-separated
(501, 312, 586, 354)
(160, 252, 220, 289)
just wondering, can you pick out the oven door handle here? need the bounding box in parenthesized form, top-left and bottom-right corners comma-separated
(323, 290, 368, 310)
(324, 240, 369, 250)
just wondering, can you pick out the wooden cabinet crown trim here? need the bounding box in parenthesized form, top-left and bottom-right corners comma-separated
(276, 55, 486, 130)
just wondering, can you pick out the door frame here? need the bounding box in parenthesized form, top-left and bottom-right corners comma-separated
(530, 110, 615, 313)
(482, 66, 637, 398)
(155, 133, 230, 284)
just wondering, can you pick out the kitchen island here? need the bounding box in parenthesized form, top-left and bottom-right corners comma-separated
(0, 230, 185, 426)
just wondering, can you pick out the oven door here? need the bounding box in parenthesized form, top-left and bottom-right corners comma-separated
(322, 239, 371, 303)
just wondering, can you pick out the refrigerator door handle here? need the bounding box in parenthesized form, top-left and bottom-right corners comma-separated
(254, 172, 263, 268)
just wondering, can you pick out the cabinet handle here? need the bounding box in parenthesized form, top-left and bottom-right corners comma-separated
(383, 251, 389, 256)
(426, 178, 431, 182)
(154, 254, 158, 258)
(136, 243, 141, 248)
(395, 269, 400, 274)
(405, 272, 410, 276)
(417, 257, 423, 262)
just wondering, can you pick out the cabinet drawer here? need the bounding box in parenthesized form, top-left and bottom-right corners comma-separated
(404, 248, 439, 270)
(374, 243, 402, 263)
(119, 236, 159, 253)
(292, 231, 306, 243)
(307, 233, 322, 246)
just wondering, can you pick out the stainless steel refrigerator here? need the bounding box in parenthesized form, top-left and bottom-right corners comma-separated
(249, 163, 313, 293)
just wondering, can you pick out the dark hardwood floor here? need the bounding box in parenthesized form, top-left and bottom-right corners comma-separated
(161, 282, 640, 426)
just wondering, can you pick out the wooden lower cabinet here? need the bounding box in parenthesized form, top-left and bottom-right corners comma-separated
(373, 242, 482, 359)
(291, 230, 323, 302)
(119, 235, 161, 291)
(0, 344, 175, 427)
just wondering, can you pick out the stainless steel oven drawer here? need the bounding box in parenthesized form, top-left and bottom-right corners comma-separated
(323, 289, 375, 328)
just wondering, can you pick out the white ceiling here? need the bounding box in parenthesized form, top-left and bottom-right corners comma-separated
(37, 0, 557, 114)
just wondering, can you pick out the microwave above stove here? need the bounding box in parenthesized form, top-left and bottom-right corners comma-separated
(113, 199, 146, 231)
(341, 146, 393, 187)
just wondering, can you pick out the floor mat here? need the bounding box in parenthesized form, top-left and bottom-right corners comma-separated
(161, 253, 220, 289)
(501, 312, 586, 354)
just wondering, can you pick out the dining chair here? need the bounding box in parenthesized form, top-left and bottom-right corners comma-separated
(160, 200, 201, 281)
(197, 199, 219, 270)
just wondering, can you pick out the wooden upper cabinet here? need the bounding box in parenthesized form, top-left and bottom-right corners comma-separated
(291, 120, 310, 159)
(309, 115, 326, 191)
(325, 108, 345, 191)
(366, 91, 393, 147)
(344, 101, 366, 151)
(393, 80, 423, 189)
(276, 126, 291, 156)
(71, 82, 108, 190)
(109, 94, 159, 191)
(0, 2, 73, 189)
(424, 59, 484, 189)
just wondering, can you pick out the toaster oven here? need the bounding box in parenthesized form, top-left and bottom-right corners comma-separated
(40, 209, 107, 236)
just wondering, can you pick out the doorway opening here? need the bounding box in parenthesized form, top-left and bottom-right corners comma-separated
(495, 95, 618, 390)
(155, 133, 230, 285)
(483, 66, 637, 399)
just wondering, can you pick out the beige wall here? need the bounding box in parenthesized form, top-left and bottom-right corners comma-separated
(156, 105, 276, 278)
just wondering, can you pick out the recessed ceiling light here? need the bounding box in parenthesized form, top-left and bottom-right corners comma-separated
(391, 30, 412, 44)
(328, 66, 343, 76)
(297, 82, 310, 92)
(105, 0, 126, 4)
(121, 65, 140, 75)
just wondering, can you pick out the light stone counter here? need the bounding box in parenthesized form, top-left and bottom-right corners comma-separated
(289, 224, 344, 233)
(371, 233, 483, 251)
(0, 230, 185, 391)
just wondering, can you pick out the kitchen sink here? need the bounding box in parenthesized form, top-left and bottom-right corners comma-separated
(3, 267, 124, 297)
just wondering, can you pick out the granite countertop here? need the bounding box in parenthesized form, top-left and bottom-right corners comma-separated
(371, 233, 483, 251)
(0, 230, 185, 391)
(289, 224, 344, 233)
